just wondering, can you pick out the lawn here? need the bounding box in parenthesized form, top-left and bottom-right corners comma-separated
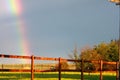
(0, 72, 116, 80)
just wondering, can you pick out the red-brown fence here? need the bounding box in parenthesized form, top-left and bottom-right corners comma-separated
(0, 54, 118, 80)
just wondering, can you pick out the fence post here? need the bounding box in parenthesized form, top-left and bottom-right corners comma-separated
(2, 64, 3, 70)
(116, 61, 119, 80)
(100, 60, 103, 80)
(31, 55, 34, 80)
(59, 57, 61, 80)
(2, 64, 3, 73)
(81, 59, 84, 80)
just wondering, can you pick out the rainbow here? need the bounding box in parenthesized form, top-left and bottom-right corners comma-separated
(4, 0, 22, 15)
(3, 0, 31, 62)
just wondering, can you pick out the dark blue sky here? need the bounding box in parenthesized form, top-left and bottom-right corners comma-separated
(0, 0, 119, 59)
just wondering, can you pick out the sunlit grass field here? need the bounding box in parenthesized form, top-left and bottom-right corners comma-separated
(0, 72, 116, 80)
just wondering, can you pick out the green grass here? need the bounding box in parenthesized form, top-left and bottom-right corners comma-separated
(0, 72, 116, 80)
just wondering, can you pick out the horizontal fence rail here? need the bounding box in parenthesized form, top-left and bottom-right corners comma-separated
(0, 54, 117, 64)
(0, 54, 118, 80)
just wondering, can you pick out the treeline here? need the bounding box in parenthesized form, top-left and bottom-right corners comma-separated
(69, 40, 119, 71)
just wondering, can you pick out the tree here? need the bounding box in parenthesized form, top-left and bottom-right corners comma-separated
(94, 42, 109, 61)
(68, 46, 81, 70)
(107, 40, 118, 61)
(68, 40, 119, 71)
(68, 45, 80, 60)
(94, 40, 118, 61)
(55, 60, 69, 70)
(93, 40, 118, 70)
(61, 61, 69, 70)
(80, 47, 101, 71)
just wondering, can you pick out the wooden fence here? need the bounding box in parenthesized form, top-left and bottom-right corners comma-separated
(0, 54, 119, 80)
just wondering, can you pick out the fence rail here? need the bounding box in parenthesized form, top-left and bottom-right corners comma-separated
(0, 54, 119, 80)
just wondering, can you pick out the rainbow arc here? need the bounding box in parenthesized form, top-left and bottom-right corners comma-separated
(2, 0, 31, 63)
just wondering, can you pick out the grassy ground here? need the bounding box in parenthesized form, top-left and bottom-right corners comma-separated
(0, 72, 116, 80)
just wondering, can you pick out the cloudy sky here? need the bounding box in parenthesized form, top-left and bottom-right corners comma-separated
(0, 0, 119, 59)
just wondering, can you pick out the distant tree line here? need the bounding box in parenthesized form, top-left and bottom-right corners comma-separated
(69, 40, 119, 71)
